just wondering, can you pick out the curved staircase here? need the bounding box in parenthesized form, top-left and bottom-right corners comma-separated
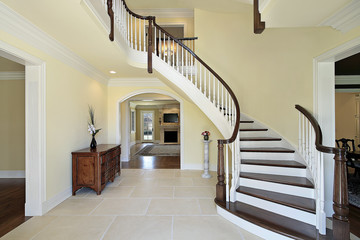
(217, 117, 320, 240)
(84, 1, 350, 239)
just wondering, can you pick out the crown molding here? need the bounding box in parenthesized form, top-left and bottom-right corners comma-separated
(0, 71, 25, 80)
(0, 2, 108, 85)
(133, 8, 194, 18)
(108, 78, 166, 87)
(319, 0, 360, 33)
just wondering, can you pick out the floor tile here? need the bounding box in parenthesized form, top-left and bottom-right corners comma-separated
(32, 216, 113, 240)
(101, 186, 134, 198)
(118, 177, 155, 187)
(147, 199, 201, 215)
(91, 199, 150, 215)
(192, 176, 217, 186)
(1, 216, 57, 240)
(155, 177, 194, 187)
(46, 199, 102, 216)
(174, 170, 203, 178)
(174, 186, 215, 198)
(103, 216, 172, 240)
(130, 186, 173, 198)
(142, 169, 175, 178)
(173, 216, 263, 240)
(198, 199, 217, 215)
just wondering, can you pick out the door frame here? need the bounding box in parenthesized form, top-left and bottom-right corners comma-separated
(314, 36, 360, 216)
(0, 40, 46, 216)
(140, 110, 155, 142)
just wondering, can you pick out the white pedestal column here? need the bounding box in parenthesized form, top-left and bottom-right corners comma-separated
(202, 140, 212, 178)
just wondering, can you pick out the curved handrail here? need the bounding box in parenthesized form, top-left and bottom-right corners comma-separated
(295, 104, 349, 239)
(295, 104, 344, 155)
(106, 0, 241, 204)
(153, 22, 240, 144)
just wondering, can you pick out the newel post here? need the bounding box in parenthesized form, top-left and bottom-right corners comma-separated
(332, 149, 350, 240)
(107, 0, 114, 41)
(147, 17, 153, 73)
(216, 140, 226, 203)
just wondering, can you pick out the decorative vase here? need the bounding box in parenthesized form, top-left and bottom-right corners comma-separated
(90, 135, 97, 149)
(204, 135, 209, 141)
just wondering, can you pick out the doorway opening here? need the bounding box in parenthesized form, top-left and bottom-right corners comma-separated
(116, 91, 183, 169)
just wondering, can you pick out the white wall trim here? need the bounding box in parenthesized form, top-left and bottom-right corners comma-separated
(319, 0, 360, 33)
(313, 36, 360, 217)
(0, 40, 47, 216)
(0, 2, 108, 85)
(0, 170, 25, 178)
(108, 78, 166, 87)
(133, 8, 194, 18)
(0, 71, 25, 80)
(42, 186, 72, 214)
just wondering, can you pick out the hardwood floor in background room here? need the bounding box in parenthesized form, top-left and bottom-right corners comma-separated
(0, 178, 31, 237)
(122, 143, 180, 169)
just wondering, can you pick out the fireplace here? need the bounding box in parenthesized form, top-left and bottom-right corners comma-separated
(164, 131, 178, 143)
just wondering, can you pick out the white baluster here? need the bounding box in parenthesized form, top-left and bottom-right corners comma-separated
(199, 65, 202, 93)
(159, 30, 162, 59)
(181, 46, 184, 75)
(172, 40, 175, 67)
(190, 52, 193, 83)
(195, 60, 198, 88)
(163, 33, 166, 61)
(167, 36, 170, 65)
(143, 19, 146, 51)
(154, 26, 157, 55)
(176, 42, 179, 71)
(222, 85, 224, 114)
(217, 78, 220, 110)
(213, 75, 215, 104)
(185, 50, 188, 79)
(204, 69, 207, 96)
(208, 71, 211, 100)
(225, 144, 229, 202)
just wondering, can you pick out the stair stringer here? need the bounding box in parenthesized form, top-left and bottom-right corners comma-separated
(83, 0, 234, 139)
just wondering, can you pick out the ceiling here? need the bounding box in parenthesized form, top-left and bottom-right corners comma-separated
(0, 0, 356, 81)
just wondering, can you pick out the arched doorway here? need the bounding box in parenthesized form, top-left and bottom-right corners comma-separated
(115, 89, 184, 169)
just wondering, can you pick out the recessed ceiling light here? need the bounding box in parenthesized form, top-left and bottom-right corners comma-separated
(109, 70, 116, 74)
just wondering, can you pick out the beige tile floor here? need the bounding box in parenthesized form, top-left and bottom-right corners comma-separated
(1, 169, 263, 240)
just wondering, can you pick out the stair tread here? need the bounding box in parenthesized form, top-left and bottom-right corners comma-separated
(240, 147, 295, 153)
(240, 120, 254, 123)
(240, 128, 268, 131)
(237, 186, 316, 214)
(216, 201, 317, 240)
(240, 137, 281, 141)
(241, 159, 306, 168)
(240, 172, 314, 188)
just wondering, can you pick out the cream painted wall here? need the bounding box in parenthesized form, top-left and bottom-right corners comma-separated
(0, 30, 108, 200)
(155, 17, 194, 38)
(0, 80, 25, 171)
(108, 85, 222, 168)
(194, 8, 360, 146)
(335, 92, 358, 142)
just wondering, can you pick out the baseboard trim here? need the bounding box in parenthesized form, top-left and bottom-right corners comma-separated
(121, 155, 130, 162)
(0, 170, 25, 178)
(42, 186, 72, 214)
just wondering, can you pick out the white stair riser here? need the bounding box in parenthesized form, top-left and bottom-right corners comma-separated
(235, 192, 316, 226)
(217, 206, 294, 240)
(240, 141, 284, 148)
(241, 165, 307, 177)
(240, 152, 295, 160)
(240, 177, 315, 199)
(239, 131, 272, 138)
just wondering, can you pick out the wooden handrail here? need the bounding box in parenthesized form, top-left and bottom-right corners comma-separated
(106, 0, 240, 205)
(295, 104, 349, 240)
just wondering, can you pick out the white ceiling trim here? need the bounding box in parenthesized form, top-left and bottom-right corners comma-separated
(0, 2, 108, 85)
(108, 78, 166, 87)
(319, 0, 360, 33)
(133, 8, 194, 18)
(0, 71, 25, 80)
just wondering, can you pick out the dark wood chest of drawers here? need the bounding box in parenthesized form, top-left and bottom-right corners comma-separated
(72, 144, 121, 195)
